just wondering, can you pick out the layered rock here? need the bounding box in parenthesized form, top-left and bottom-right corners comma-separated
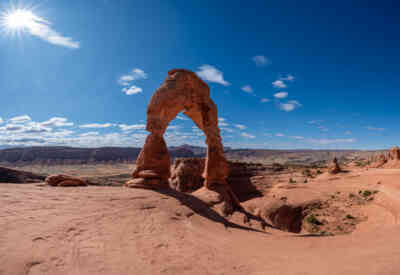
(369, 154, 387, 168)
(129, 69, 229, 189)
(169, 158, 265, 202)
(46, 174, 88, 187)
(328, 157, 342, 174)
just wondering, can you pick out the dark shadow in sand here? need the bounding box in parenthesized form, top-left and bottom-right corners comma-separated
(151, 187, 272, 234)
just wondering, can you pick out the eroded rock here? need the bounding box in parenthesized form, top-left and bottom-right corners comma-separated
(45, 174, 87, 187)
(328, 157, 342, 174)
(130, 69, 229, 188)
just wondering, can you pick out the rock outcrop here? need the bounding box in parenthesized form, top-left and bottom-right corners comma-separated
(328, 157, 342, 174)
(129, 69, 230, 189)
(46, 174, 88, 187)
(169, 158, 265, 201)
(0, 166, 45, 183)
(369, 154, 387, 168)
(369, 147, 400, 169)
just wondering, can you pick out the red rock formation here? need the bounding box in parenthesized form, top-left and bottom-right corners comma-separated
(383, 147, 400, 168)
(127, 69, 241, 213)
(369, 154, 387, 168)
(129, 69, 229, 189)
(46, 174, 88, 187)
(328, 157, 342, 174)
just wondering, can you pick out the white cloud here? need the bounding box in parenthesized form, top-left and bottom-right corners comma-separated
(196, 65, 230, 86)
(219, 121, 229, 127)
(79, 132, 99, 137)
(79, 123, 114, 129)
(280, 74, 295, 81)
(218, 117, 226, 122)
(235, 124, 246, 130)
(122, 85, 143, 95)
(260, 98, 270, 103)
(9, 11, 80, 49)
(344, 130, 352, 135)
(176, 115, 189, 121)
(241, 85, 253, 93)
(275, 133, 285, 137)
(241, 132, 255, 139)
(41, 117, 73, 127)
(308, 120, 323, 125)
(119, 124, 146, 131)
(9, 115, 31, 124)
(252, 55, 269, 67)
(118, 68, 147, 86)
(279, 100, 302, 112)
(307, 138, 356, 145)
(274, 92, 288, 99)
(290, 136, 304, 140)
(272, 80, 287, 88)
(365, 126, 385, 131)
(0, 117, 3, 124)
(272, 75, 295, 89)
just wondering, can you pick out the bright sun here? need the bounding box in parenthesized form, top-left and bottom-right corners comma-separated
(0, 8, 38, 36)
(4, 9, 35, 30)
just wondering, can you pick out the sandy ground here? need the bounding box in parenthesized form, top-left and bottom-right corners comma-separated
(1, 168, 400, 275)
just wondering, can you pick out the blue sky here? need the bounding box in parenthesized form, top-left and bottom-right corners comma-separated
(0, 0, 399, 149)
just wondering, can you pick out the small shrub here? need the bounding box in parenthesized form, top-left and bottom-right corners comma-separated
(362, 190, 372, 197)
(306, 214, 323, 225)
(349, 193, 356, 198)
(345, 214, 355, 219)
(289, 178, 296, 184)
(316, 169, 322, 174)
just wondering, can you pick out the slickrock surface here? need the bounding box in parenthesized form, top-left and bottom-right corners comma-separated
(2, 167, 400, 275)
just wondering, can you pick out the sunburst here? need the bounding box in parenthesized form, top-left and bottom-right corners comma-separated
(0, 4, 40, 38)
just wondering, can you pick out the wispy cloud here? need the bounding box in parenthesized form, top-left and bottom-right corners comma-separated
(41, 117, 73, 127)
(307, 138, 356, 145)
(118, 68, 147, 95)
(7, 10, 80, 48)
(275, 133, 285, 137)
(279, 100, 302, 112)
(252, 55, 269, 67)
(196, 65, 230, 86)
(241, 132, 255, 139)
(9, 115, 31, 124)
(119, 124, 146, 131)
(274, 92, 288, 99)
(122, 85, 142, 95)
(241, 85, 253, 93)
(365, 126, 385, 131)
(308, 120, 324, 125)
(290, 136, 304, 140)
(79, 123, 115, 129)
(272, 74, 295, 89)
(235, 124, 246, 130)
(272, 80, 286, 88)
(260, 98, 270, 103)
(118, 68, 147, 86)
(176, 115, 189, 121)
(0, 117, 3, 124)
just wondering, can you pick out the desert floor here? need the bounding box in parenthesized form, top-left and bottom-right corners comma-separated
(1, 168, 400, 275)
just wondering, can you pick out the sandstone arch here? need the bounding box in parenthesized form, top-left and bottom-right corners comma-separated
(126, 69, 240, 212)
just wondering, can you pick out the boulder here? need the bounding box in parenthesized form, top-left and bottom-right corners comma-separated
(45, 174, 87, 187)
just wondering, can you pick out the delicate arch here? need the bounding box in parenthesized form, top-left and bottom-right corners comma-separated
(129, 69, 229, 189)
